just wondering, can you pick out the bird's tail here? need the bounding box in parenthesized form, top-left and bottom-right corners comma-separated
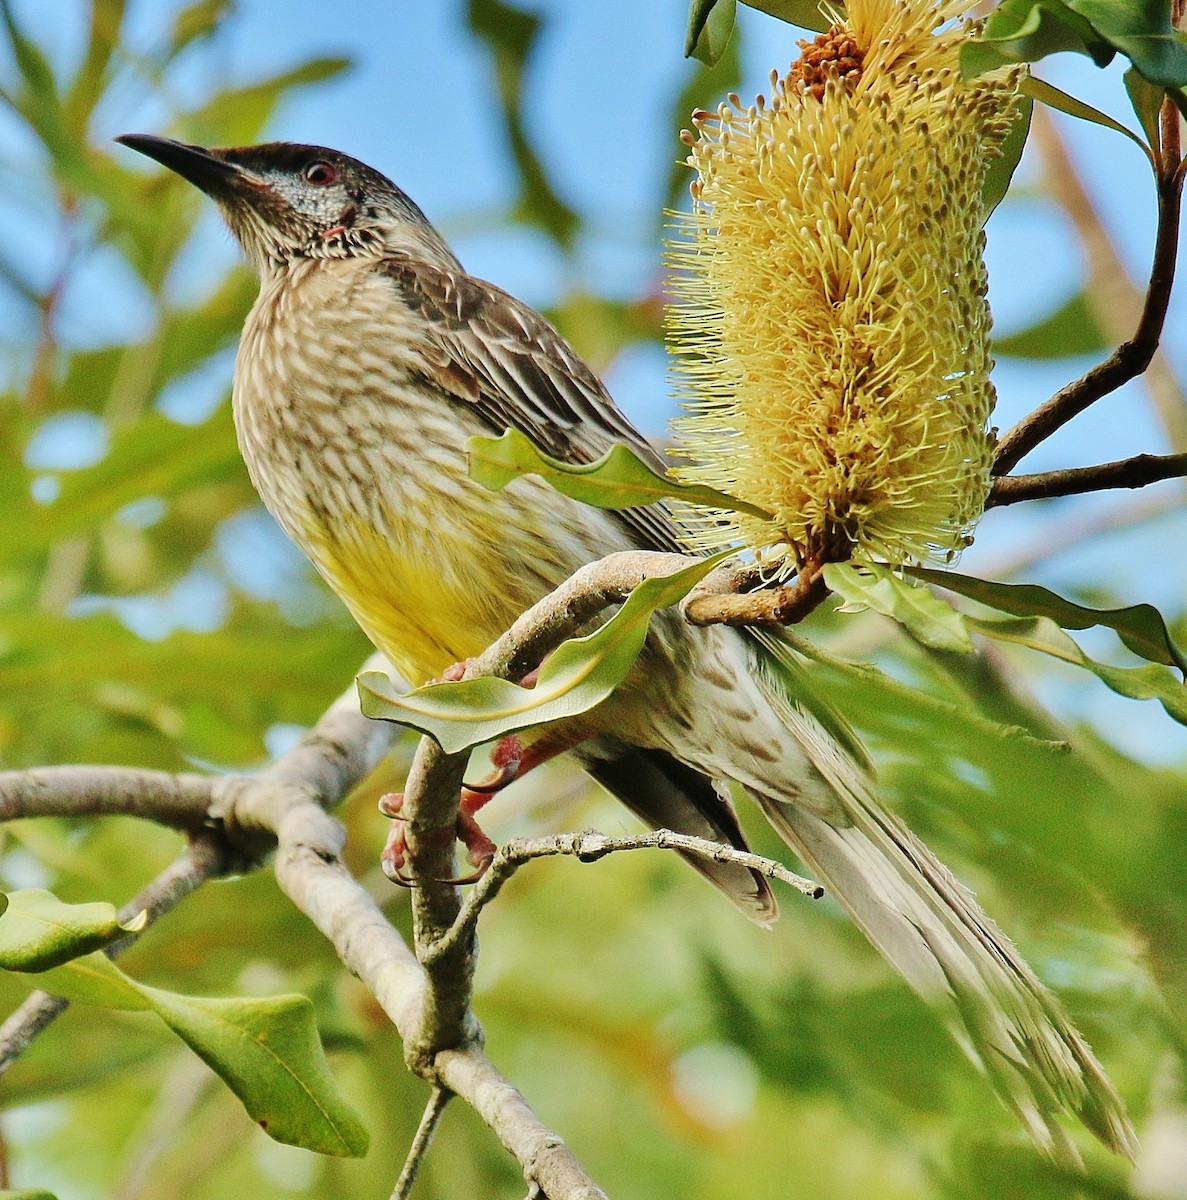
(746, 631, 1137, 1163)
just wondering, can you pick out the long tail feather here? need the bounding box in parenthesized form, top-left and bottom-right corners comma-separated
(747, 633, 1136, 1162)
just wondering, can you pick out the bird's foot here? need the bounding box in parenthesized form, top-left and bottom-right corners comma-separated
(432, 659, 540, 689)
(379, 734, 524, 885)
(433, 658, 476, 684)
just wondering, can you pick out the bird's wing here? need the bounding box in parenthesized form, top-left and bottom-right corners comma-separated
(380, 253, 686, 555)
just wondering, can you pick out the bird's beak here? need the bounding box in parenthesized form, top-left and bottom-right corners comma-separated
(115, 133, 264, 198)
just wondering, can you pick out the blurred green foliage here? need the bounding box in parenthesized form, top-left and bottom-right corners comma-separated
(0, 2, 1184, 1199)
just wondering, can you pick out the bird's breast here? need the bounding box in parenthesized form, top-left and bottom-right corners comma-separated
(232, 258, 627, 683)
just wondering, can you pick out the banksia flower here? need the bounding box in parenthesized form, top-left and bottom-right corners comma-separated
(668, 0, 1019, 574)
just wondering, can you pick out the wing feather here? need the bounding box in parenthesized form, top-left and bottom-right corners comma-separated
(381, 253, 686, 554)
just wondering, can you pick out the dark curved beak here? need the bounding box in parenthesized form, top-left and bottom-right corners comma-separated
(115, 133, 259, 198)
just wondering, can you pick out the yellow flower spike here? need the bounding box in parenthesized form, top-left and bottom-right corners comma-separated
(668, 0, 1020, 575)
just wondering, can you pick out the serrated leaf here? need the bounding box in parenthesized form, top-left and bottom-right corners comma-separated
(29, 953, 368, 1156)
(741, 0, 836, 33)
(468, 429, 773, 520)
(823, 563, 975, 653)
(1021, 76, 1150, 154)
(136, 988, 369, 1156)
(908, 567, 1187, 672)
(0, 889, 144, 972)
(969, 615, 1187, 724)
(982, 94, 1032, 223)
(687, 0, 737, 65)
(358, 553, 731, 753)
(993, 288, 1109, 359)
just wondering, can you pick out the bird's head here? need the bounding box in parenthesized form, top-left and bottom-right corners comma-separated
(116, 135, 457, 274)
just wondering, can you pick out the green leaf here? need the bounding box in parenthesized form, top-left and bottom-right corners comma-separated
(62, 0, 127, 138)
(741, 0, 836, 33)
(468, 429, 773, 520)
(666, 19, 741, 214)
(1021, 76, 1150, 154)
(969, 615, 1187, 724)
(136, 988, 370, 1157)
(1067, 0, 1187, 87)
(466, 0, 580, 246)
(1, 0, 60, 110)
(993, 289, 1109, 359)
(960, 5, 1097, 76)
(908, 567, 1187, 672)
(0, 889, 145, 972)
(168, 0, 232, 57)
(188, 57, 352, 147)
(0, 1189, 61, 1199)
(823, 563, 975, 653)
(358, 553, 732, 753)
(686, 0, 737, 65)
(33, 949, 151, 1010)
(33, 409, 242, 547)
(962, 0, 1116, 76)
(964, 0, 1187, 89)
(982, 94, 1032, 223)
(1124, 65, 1167, 146)
(29, 953, 368, 1156)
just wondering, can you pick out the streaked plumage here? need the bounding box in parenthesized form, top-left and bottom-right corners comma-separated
(117, 133, 1136, 1162)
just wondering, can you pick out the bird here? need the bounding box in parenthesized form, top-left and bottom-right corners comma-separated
(116, 133, 1135, 1162)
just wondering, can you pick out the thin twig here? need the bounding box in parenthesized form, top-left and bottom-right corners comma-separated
(0, 833, 228, 1077)
(0, 765, 212, 831)
(993, 161, 1184, 475)
(1024, 106, 1187, 452)
(988, 452, 1187, 506)
(423, 830, 822, 969)
(391, 1086, 451, 1200)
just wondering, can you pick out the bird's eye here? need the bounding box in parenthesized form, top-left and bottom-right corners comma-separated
(304, 161, 337, 186)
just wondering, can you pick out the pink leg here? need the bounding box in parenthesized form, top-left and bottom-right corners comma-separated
(378, 733, 566, 885)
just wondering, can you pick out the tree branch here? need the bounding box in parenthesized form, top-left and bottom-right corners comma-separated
(988, 452, 1187, 506)
(0, 765, 212, 830)
(393, 552, 699, 1061)
(993, 165, 1184, 475)
(683, 561, 829, 626)
(391, 1086, 451, 1200)
(0, 551, 847, 1197)
(423, 829, 822, 970)
(214, 665, 606, 1198)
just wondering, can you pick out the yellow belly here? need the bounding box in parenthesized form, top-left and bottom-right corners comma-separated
(233, 257, 631, 687)
(308, 505, 552, 686)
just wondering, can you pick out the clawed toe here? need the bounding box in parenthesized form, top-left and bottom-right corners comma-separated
(378, 788, 497, 886)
